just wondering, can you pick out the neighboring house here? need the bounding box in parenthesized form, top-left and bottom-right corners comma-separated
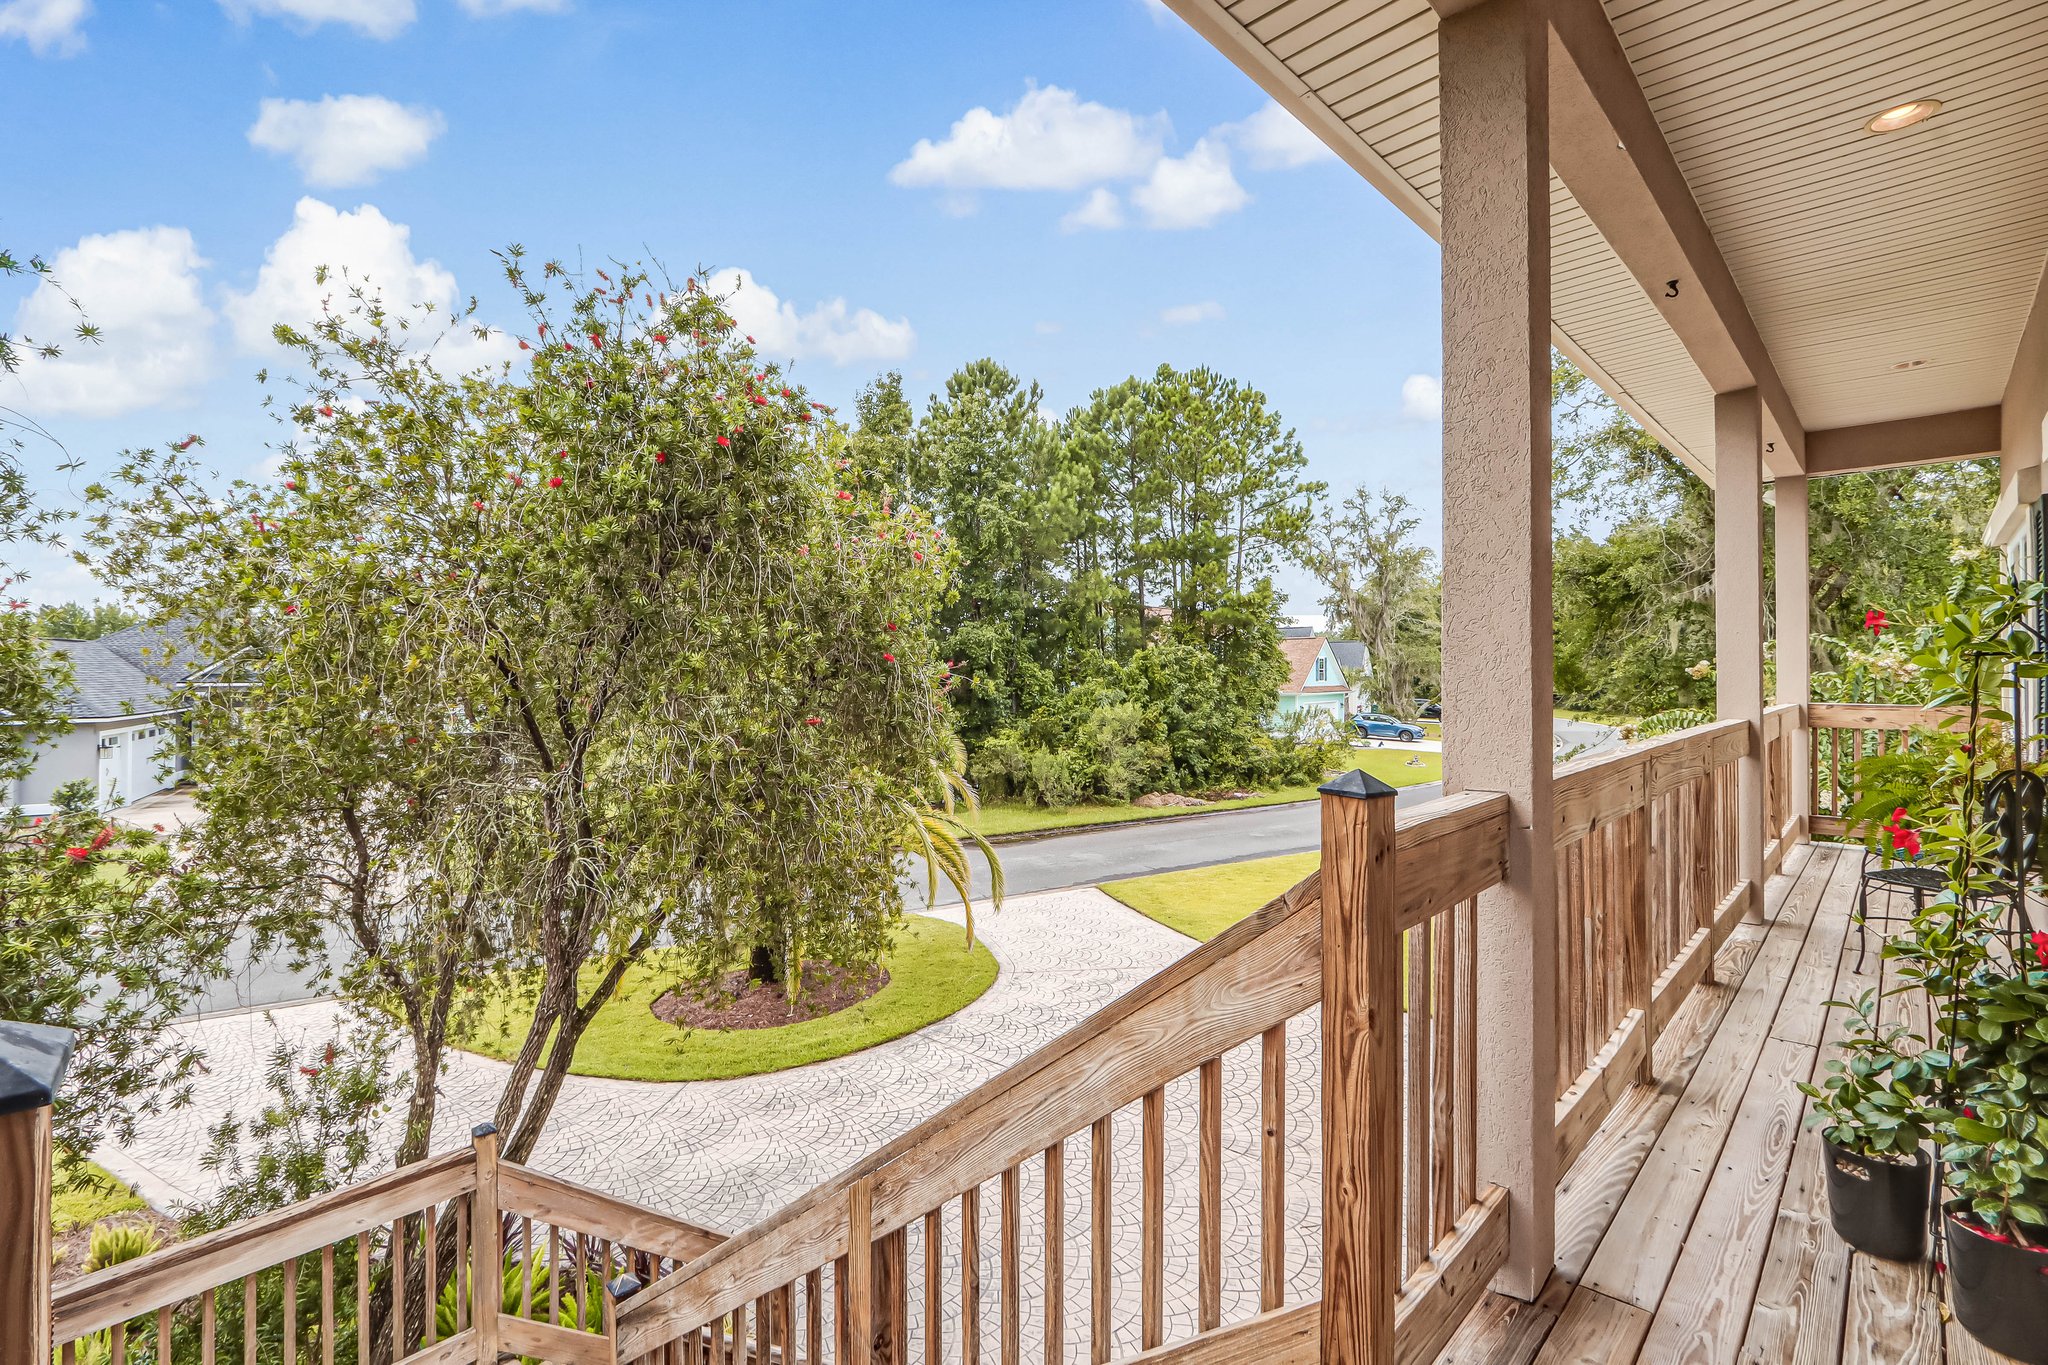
(1272, 634, 1351, 732)
(10, 622, 215, 812)
(1327, 638, 1373, 714)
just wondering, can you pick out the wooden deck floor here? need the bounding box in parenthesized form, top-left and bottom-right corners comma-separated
(1431, 840, 2025, 1365)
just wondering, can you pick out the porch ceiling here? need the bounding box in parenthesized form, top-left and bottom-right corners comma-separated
(1170, 0, 2048, 480)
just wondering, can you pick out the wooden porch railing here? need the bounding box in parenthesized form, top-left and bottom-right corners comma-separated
(1808, 701, 1964, 839)
(1548, 713, 1779, 1175)
(610, 786, 1515, 1365)
(46, 1128, 722, 1365)
(19, 713, 1816, 1365)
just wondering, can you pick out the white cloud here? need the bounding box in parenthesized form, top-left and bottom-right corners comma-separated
(704, 268, 915, 367)
(220, 0, 416, 40)
(1400, 374, 1442, 420)
(890, 84, 1167, 193)
(1060, 188, 1124, 233)
(0, 0, 88, 55)
(7, 226, 215, 418)
(1034, 320, 1062, 336)
(1137, 0, 1174, 22)
(223, 197, 514, 373)
(1223, 100, 1335, 170)
(1131, 137, 1249, 229)
(248, 95, 445, 188)
(456, 0, 567, 11)
(1160, 301, 1224, 326)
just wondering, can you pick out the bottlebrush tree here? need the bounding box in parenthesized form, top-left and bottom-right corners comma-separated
(88, 250, 961, 1172)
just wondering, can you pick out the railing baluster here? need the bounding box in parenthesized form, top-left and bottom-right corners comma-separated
(961, 1182, 982, 1365)
(924, 1209, 942, 1365)
(1430, 913, 1456, 1246)
(454, 1203, 469, 1333)
(1139, 1088, 1162, 1351)
(1403, 922, 1429, 1278)
(200, 1290, 216, 1365)
(1259, 1026, 1285, 1313)
(999, 1166, 1019, 1365)
(243, 1274, 259, 1365)
(1044, 1142, 1064, 1364)
(157, 1305, 174, 1365)
(320, 1244, 335, 1365)
(110, 1320, 125, 1365)
(421, 1206, 436, 1346)
(390, 1218, 406, 1357)
(806, 1267, 823, 1365)
(1197, 1059, 1221, 1333)
(283, 1254, 298, 1365)
(1089, 1116, 1111, 1363)
(354, 1233, 369, 1365)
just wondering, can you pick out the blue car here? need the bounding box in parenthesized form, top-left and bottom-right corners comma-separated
(1351, 712, 1426, 742)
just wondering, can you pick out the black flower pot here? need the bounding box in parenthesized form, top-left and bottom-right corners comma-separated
(1822, 1140, 1930, 1261)
(1946, 1211, 2048, 1364)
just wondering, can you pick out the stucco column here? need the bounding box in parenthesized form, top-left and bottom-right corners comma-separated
(1716, 388, 1766, 914)
(1438, 0, 1556, 1300)
(1773, 474, 1810, 840)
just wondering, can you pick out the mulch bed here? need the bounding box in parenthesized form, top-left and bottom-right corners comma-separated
(651, 960, 889, 1032)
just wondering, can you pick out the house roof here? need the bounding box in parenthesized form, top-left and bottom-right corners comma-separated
(1279, 635, 1349, 696)
(1328, 640, 1368, 675)
(1278, 624, 1316, 639)
(39, 619, 215, 721)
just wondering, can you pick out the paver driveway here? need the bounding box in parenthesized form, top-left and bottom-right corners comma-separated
(104, 885, 1333, 1362)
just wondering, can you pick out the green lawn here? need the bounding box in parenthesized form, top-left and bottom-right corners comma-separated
(54, 1159, 145, 1234)
(972, 750, 1441, 839)
(449, 915, 996, 1081)
(1103, 852, 1320, 942)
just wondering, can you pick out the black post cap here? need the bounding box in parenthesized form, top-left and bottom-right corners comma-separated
(471, 1122, 498, 1138)
(0, 1020, 75, 1117)
(1318, 768, 1400, 800)
(608, 1273, 644, 1301)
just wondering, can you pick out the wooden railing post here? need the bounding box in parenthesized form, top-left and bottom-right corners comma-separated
(470, 1124, 501, 1365)
(873, 1224, 907, 1365)
(0, 1022, 70, 1365)
(843, 1178, 874, 1365)
(1319, 770, 1400, 1365)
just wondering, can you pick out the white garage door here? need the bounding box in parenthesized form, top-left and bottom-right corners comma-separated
(98, 724, 172, 810)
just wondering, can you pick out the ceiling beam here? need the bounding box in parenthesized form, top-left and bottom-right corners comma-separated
(1804, 406, 2002, 477)
(1546, 0, 1805, 476)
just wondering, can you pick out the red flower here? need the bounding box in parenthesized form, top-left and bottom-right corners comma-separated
(510, 475, 524, 486)
(299, 1066, 321, 1078)
(655, 451, 668, 463)
(538, 323, 548, 336)
(882, 652, 896, 663)
(885, 622, 898, 632)
(653, 332, 669, 344)
(519, 340, 531, 350)
(1882, 808, 1917, 857)
(913, 551, 925, 563)
(284, 603, 298, 614)
(746, 334, 755, 343)
(473, 500, 486, 510)
(2031, 931, 2048, 968)
(549, 476, 564, 488)
(799, 412, 812, 423)
(557, 449, 569, 460)
(1865, 608, 1887, 635)
(286, 480, 298, 490)
(589, 333, 604, 349)
(320, 405, 333, 417)
(752, 394, 768, 406)
(716, 435, 731, 447)
(836, 490, 853, 501)
(781, 388, 792, 398)
(65, 847, 89, 862)
(804, 716, 822, 726)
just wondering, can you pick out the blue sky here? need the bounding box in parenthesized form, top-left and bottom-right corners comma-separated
(0, 0, 1446, 610)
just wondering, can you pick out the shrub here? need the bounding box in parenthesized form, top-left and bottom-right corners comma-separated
(86, 1220, 163, 1272)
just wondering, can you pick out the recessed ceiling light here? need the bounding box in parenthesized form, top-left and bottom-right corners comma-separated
(1866, 99, 1942, 134)
(1891, 359, 1928, 371)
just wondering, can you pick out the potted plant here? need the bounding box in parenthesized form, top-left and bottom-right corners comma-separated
(1800, 989, 1940, 1260)
(1870, 576, 2048, 1359)
(1938, 942, 2048, 1363)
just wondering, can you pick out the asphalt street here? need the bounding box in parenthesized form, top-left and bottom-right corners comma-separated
(180, 719, 1620, 1013)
